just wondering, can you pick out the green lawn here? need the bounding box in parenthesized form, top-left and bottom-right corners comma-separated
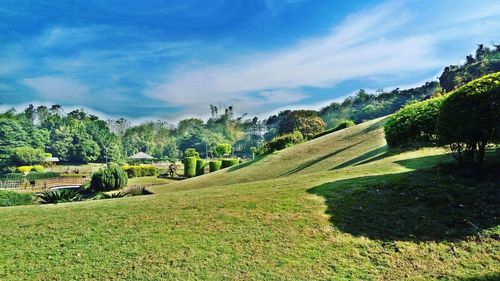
(0, 118, 498, 280)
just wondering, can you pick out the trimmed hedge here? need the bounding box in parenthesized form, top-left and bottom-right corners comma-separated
(122, 164, 158, 178)
(221, 159, 239, 169)
(209, 160, 222, 172)
(183, 157, 197, 178)
(196, 159, 207, 176)
(0, 172, 60, 181)
(384, 96, 447, 148)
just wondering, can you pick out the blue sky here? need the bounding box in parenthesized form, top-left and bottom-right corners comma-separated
(1, 0, 500, 122)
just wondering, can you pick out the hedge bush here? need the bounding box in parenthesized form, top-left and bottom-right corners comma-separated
(122, 164, 158, 178)
(90, 165, 128, 192)
(17, 166, 33, 174)
(438, 72, 500, 165)
(209, 160, 222, 172)
(221, 159, 239, 169)
(183, 157, 197, 177)
(0, 190, 32, 207)
(196, 159, 207, 176)
(384, 96, 447, 148)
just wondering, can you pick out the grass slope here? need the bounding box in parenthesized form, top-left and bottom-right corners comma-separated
(0, 117, 499, 280)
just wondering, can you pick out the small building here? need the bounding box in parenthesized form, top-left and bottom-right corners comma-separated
(45, 157, 60, 167)
(128, 152, 155, 163)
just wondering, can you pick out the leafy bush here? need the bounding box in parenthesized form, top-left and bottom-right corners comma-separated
(17, 166, 33, 174)
(209, 160, 222, 172)
(184, 148, 200, 158)
(183, 157, 197, 177)
(26, 172, 60, 181)
(196, 159, 206, 176)
(31, 165, 45, 173)
(277, 110, 326, 139)
(122, 164, 158, 178)
(37, 189, 81, 204)
(90, 165, 128, 192)
(0, 191, 32, 207)
(221, 159, 239, 169)
(384, 96, 446, 148)
(438, 72, 500, 165)
(259, 131, 304, 154)
(214, 143, 232, 157)
(312, 120, 355, 139)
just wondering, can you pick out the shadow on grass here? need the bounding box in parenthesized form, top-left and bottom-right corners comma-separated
(331, 144, 390, 170)
(280, 139, 370, 177)
(308, 162, 500, 242)
(228, 155, 267, 172)
(349, 117, 387, 138)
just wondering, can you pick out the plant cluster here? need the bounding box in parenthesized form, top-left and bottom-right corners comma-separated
(122, 164, 158, 178)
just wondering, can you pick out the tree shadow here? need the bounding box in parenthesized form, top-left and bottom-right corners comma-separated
(349, 118, 387, 138)
(307, 166, 500, 242)
(455, 272, 500, 281)
(280, 139, 370, 177)
(331, 145, 392, 170)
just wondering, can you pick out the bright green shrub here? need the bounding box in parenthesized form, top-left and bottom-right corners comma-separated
(196, 159, 207, 176)
(183, 157, 197, 177)
(209, 160, 222, 172)
(438, 72, 500, 165)
(384, 96, 447, 148)
(221, 159, 239, 169)
(31, 165, 45, 173)
(90, 165, 128, 191)
(17, 166, 33, 174)
(0, 191, 32, 207)
(122, 164, 158, 178)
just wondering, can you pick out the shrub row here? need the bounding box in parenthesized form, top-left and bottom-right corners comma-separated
(122, 164, 158, 178)
(16, 165, 45, 174)
(196, 159, 206, 176)
(0, 172, 60, 181)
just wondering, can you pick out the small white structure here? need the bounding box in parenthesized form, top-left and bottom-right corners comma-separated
(128, 152, 155, 163)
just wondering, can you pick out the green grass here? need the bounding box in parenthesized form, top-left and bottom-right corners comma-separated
(127, 176, 174, 186)
(0, 117, 499, 280)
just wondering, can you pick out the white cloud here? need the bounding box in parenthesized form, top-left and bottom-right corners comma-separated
(22, 76, 88, 102)
(145, 2, 441, 109)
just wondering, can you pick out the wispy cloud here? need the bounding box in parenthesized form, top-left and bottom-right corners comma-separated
(145, 2, 440, 108)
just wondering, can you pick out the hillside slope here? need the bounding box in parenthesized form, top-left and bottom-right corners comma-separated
(1, 118, 499, 280)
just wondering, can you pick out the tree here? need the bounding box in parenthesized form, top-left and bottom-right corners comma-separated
(278, 110, 326, 139)
(184, 148, 200, 158)
(214, 143, 232, 157)
(438, 72, 500, 165)
(10, 147, 45, 166)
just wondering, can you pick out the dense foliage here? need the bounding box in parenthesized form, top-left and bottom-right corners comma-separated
(36, 189, 81, 204)
(438, 72, 500, 165)
(259, 131, 304, 155)
(0, 191, 32, 207)
(384, 96, 447, 148)
(214, 143, 233, 157)
(90, 165, 128, 191)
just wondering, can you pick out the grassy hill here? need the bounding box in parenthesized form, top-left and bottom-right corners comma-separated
(1, 118, 499, 280)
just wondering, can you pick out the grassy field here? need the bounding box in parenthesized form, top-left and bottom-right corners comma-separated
(0, 118, 499, 280)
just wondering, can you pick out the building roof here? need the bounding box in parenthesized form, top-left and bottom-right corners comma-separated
(45, 157, 60, 162)
(128, 152, 154, 159)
